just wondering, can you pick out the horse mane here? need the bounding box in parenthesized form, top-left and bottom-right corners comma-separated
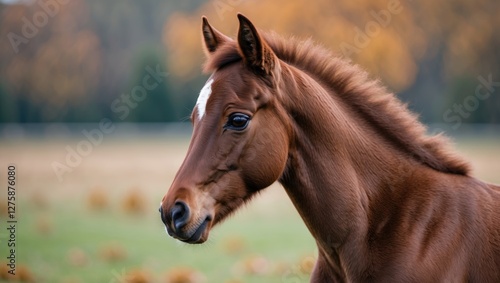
(204, 32, 470, 176)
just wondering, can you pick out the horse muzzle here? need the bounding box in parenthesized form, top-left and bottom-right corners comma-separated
(159, 201, 212, 244)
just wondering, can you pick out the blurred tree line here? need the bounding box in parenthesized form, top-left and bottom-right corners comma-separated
(0, 0, 499, 124)
(0, 0, 204, 123)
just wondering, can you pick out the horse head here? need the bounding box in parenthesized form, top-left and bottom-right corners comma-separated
(160, 14, 290, 243)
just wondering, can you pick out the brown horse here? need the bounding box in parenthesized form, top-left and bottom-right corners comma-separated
(160, 14, 500, 282)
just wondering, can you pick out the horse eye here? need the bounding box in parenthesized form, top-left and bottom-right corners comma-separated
(225, 113, 251, 131)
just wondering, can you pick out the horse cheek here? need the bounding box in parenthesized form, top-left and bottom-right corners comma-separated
(242, 130, 288, 190)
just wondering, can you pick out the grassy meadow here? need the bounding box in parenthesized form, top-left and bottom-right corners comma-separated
(0, 129, 499, 283)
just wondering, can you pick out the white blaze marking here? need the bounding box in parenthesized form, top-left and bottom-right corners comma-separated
(196, 78, 214, 120)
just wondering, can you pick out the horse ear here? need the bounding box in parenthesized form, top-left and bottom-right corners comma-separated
(202, 16, 230, 55)
(237, 13, 275, 75)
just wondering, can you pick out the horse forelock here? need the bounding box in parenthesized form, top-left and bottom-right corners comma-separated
(202, 31, 470, 176)
(203, 41, 242, 73)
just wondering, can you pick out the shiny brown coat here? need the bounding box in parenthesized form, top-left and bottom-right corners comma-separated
(160, 14, 500, 282)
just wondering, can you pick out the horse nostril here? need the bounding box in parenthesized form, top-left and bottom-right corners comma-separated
(159, 205, 168, 225)
(171, 201, 190, 231)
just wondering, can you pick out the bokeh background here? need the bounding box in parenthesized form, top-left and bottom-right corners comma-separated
(0, 0, 499, 282)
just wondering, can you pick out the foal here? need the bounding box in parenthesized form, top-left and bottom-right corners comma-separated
(160, 14, 500, 282)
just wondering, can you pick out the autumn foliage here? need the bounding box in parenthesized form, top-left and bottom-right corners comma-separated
(0, 0, 498, 124)
(164, 0, 499, 93)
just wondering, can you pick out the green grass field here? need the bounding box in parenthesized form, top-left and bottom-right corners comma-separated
(0, 133, 499, 283)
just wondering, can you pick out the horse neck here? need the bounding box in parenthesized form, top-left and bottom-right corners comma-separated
(277, 65, 417, 275)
